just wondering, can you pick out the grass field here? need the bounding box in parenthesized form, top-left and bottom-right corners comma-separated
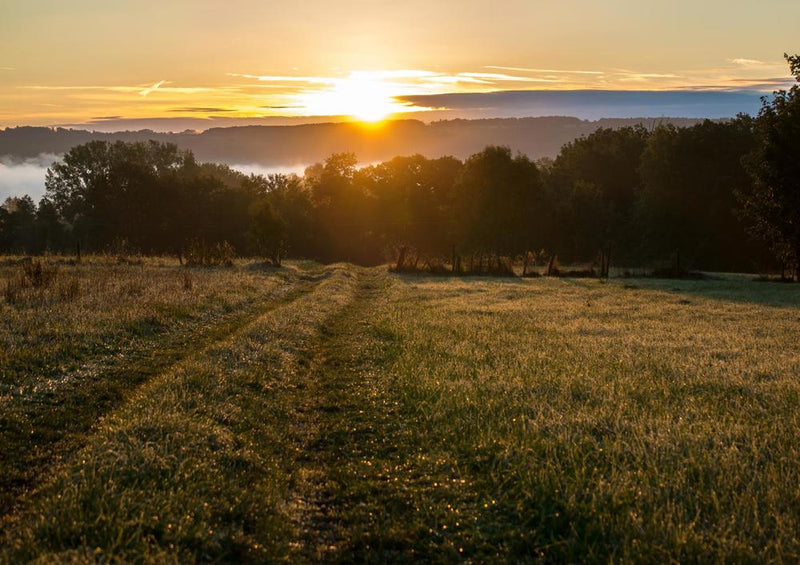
(1, 257, 799, 563)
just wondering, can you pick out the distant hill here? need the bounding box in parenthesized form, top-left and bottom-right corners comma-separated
(0, 117, 707, 166)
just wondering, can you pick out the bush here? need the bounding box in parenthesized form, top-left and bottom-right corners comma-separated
(4, 259, 62, 305)
(185, 239, 236, 267)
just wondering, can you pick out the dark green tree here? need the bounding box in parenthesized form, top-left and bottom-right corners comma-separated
(740, 54, 800, 277)
(455, 146, 543, 259)
(638, 118, 760, 272)
(547, 126, 649, 263)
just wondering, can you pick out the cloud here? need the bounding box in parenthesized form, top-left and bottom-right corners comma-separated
(0, 67, 14, 71)
(486, 65, 604, 76)
(20, 83, 214, 95)
(458, 72, 550, 82)
(729, 58, 768, 67)
(727, 76, 793, 85)
(168, 107, 235, 113)
(0, 154, 59, 202)
(139, 80, 165, 96)
(617, 72, 681, 81)
(229, 73, 336, 84)
(395, 89, 765, 120)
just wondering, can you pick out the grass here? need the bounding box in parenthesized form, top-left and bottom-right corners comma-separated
(1, 259, 799, 563)
(0, 256, 300, 516)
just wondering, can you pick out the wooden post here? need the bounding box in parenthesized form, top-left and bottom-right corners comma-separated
(75, 241, 81, 263)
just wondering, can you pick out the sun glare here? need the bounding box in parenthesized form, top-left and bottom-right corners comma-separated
(295, 72, 407, 122)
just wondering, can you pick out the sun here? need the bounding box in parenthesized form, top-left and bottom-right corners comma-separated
(295, 72, 406, 123)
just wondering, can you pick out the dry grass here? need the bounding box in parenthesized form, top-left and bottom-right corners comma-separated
(0, 255, 301, 520)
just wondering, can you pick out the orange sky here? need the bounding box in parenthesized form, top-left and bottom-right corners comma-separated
(1, 0, 797, 128)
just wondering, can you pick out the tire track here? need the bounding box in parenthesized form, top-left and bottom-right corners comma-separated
(286, 268, 391, 562)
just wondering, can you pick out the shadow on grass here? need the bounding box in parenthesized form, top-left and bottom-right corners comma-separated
(392, 268, 800, 309)
(610, 274, 800, 309)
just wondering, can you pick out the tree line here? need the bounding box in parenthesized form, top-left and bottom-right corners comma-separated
(2, 55, 798, 277)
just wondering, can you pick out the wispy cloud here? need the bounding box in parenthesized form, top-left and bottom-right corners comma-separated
(139, 80, 165, 96)
(458, 72, 546, 82)
(5, 58, 793, 129)
(169, 107, 235, 113)
(729, 58, 768, 67)
(0, 67, 14, 71)
(20, 84, 217, 95)
(486, 65, 603, 75)
(228, 73, 336, 84)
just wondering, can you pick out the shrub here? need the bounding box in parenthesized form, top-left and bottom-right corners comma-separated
(4, 260, 61, 305)
(181, 271, 194, 291)
(185, 239, 236, 267)
(22, 260, 59, 289)
(57, 278, 81, 302)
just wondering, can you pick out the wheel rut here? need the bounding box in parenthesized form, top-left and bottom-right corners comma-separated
(286, 268, 390, 563)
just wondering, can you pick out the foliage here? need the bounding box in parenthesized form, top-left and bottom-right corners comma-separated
(638, 118, 761, 271)
(739, 54, 800, 277)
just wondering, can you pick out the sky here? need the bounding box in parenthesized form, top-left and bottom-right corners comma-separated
(0, 0, 798, 130)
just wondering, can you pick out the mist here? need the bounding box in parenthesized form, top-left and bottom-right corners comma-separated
(229, 163, 309, 177)
(0, 155, 58, 202)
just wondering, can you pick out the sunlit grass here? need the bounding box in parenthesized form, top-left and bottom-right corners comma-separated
(366, 274, 800, 561)
(1, 263, 799, 562)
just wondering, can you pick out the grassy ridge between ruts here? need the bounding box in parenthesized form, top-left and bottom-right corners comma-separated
(1, 264, 360, 563)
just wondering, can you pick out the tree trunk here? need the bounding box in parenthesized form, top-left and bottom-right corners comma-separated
(795, 246, 800, 281)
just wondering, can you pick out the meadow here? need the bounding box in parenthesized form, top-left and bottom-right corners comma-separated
(1, 257, 799, 563)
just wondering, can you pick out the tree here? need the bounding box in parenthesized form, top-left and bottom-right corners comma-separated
(638, 119, 760, 272)
(547, 126, 649, 263)
(362, 154, 462, 261)
(306, 153, 380, 264)
(740, 54, 800, 277)
(455, 146, 542, 259)
(35, 197, 65, 253)
(45, 140, 196, 252)
(1, 196, 37, 253)
(248, 200, 287, 265)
